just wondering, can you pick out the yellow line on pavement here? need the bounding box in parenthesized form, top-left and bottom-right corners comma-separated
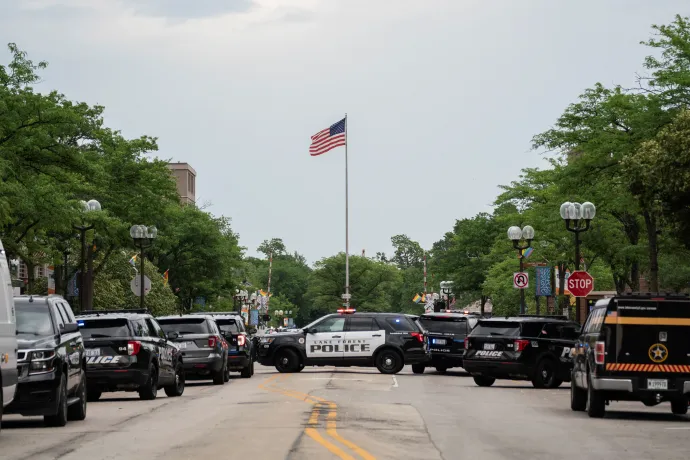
(325, 402, 377, 460)
(304, 427, 356, 460)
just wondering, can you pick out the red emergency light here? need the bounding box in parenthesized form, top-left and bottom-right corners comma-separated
(337, 308, 356, 314)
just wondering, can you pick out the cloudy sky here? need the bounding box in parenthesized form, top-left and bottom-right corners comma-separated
(0, 0, 686, 263)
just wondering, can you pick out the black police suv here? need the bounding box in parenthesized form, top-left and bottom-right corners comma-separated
(571, 294, 690, 418)
(76, 310, 185, 400)
(413, 312, 479, 374)
(6, 295, 87, 427)
(463, 315, 581, 388)
(205, 312, 255, 378)
(157, 314, 229, 385)
(257, 309, 430, 374)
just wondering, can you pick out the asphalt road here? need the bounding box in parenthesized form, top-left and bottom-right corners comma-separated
(2, 366, 689, 460)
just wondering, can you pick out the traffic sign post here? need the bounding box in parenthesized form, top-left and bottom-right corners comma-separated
(130, 276, 152, 297)
(566, 271, 594, 297)
(513, 272, 529, 289)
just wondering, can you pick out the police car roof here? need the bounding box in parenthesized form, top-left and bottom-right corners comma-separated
(479, 315, 569, 323)
(330, 312, 419, 319)
(421, 312, 476, 318)
(157, 314, 213, 320)
(76, 309, 151, 319)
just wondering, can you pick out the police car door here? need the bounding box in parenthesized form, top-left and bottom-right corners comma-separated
(342, 316, 385, 362)
(305, 316, 346, 363)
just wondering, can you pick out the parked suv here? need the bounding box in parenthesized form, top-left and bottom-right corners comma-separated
(463, 315, 581, 388)
(257, 309, 430, 374)
(157, 315, 229, 385)
(571, 294, 690, 418)
(76, 309, 184, 400)
(6, 295, 86, 426)
(414, 312, 479, 374)
(0, 239, 18, 432)
(205, 312, 255, 378)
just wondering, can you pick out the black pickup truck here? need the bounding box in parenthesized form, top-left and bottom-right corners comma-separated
(76, 310, 184, 401)
(6, 295, 87, 427)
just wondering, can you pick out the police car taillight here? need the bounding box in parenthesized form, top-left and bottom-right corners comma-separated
(208, 336, 218, 348)
(410, 332, 424, 343)
(595, 341, 605, 365)
(127, 341, 141, 356)
(337, 308, 356, 314)
(464, 338, 469, 350)
(237, 334, 246, 346)
(514, 339, 530, 352)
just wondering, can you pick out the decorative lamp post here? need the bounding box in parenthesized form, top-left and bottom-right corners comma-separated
(560, 201, 595, 322)
(508, 225, 535, 315)
(130, 225, 157, 310)
(74, 199, 101, 312)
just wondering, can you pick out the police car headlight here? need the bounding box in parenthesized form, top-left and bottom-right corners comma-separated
(31, 350, 55, 360)
(260, 337, 275, 344)
(29, 350, 55, 374)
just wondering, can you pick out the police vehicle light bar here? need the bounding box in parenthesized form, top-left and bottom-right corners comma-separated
(337, 308, 356, 314)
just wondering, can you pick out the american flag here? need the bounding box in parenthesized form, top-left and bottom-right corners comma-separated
(310, 117, 346, 156)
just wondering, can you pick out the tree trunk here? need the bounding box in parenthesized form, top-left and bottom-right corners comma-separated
(643, 211, 660, 292)
(629, 261, 640, 291)
(26, 260, 35, 294)
(480, 295, 487, 316)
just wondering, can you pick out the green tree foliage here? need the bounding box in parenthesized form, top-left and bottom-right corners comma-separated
(390, 234, 425, 269)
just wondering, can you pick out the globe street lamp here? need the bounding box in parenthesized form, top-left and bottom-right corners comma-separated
(508, 225, 535, 315)
(130, 225, 157, 310)
(74, 199, 101, 312)
(560, 201, 595, 322)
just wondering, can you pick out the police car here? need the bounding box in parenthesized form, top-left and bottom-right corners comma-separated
(256, 309, 431, 374)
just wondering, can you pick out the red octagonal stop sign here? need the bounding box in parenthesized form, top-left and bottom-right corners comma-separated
(567, 271, 594, 297)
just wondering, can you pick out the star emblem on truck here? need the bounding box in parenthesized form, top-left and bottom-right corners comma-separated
(648, 343, 668, 363)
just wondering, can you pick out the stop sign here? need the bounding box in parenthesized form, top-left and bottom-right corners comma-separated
(567, 271, 594, 297)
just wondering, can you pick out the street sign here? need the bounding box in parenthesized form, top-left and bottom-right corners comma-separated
(513, 272, 529, 289)
(567, 271, 594, 297)
(130, 276, 152, 297)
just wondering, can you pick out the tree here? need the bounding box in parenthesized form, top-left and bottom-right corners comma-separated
(390, 234, 425, 269)
(258, 238, 287, 258)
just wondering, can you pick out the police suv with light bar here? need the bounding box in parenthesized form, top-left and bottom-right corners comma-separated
(76, 310, 185, 401)
(257, 309, 431, 374)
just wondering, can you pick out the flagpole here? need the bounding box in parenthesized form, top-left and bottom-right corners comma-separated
(423, 253, 427, 295)
(344, 113, 350, 308)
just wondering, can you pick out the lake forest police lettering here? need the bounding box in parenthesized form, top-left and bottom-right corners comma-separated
(310, 339, 370, 354)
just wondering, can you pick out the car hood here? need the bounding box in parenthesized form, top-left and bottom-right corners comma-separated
(17, 335, 58, 350)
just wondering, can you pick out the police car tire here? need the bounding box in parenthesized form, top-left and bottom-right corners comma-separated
(45, 373, 68, 427)
(532, 358, 558, 389)
(473, 375, 495, 387)
(570, 380, 587, 411)
(671, 398, 688, 415)
(139, 364, 159, 400)
(275, 348, 301, 373)
(375, 349, 404, 374)
(411, 364, 425, 374)
(164, 364, 185, 397)
(213, 363, 226, 385)
(241, 361, 252, 378)
(435, 366, 447, 373)
(586, 372, 605, 418)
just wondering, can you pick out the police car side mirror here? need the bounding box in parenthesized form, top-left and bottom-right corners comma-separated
(167, 331, 179, 340)
(61, 323, 79, 334)
(304, 327, 316, 334)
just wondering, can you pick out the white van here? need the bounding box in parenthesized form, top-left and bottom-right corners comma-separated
(0, 239, 18, 429)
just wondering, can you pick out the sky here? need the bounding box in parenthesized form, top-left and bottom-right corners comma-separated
(1, 0, 687, 264)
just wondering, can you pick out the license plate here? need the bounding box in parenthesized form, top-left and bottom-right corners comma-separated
(177, 342, 187, 349)
(228, 346, 237, 352)
(431, 338, 447, 346)
(483, 343, 496, 351)
(647, 379, 668, 390)
(85, 348, 100, 357)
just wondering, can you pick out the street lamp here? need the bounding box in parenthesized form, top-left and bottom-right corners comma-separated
(74, 199, 101, 312)
(130, 225, 157, 310)
(560, 201, 595, 322)
(508, 225, 535, 315)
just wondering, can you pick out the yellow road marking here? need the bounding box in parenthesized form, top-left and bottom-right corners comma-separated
(259, 373, 377, 459)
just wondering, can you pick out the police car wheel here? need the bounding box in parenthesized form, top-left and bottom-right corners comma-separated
(473, 375, 495, 387)
(375, 349, 403, 374)
(570, 379, 587, 411)
(411, 364, 425, 374)
(275, 349, 301, 373)
(586, 372, 605, 418)
(671, 398, 689, 415)
(532, 359, 558, 389)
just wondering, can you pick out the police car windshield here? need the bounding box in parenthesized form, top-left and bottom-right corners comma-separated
(472, 321, 520, 336)
(15, 303, 55, 336)
(215, 318, 240, 334)
(158, 318, 210, 334)
(78, 318, 131, 338)
(420, 317, 466, 334)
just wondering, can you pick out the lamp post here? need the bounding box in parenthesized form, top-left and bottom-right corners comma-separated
(508, 225, 535, 315)
(560, 201, 596, 322)
(74, 199, 101, 312)
(129, 225, 157, 310)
